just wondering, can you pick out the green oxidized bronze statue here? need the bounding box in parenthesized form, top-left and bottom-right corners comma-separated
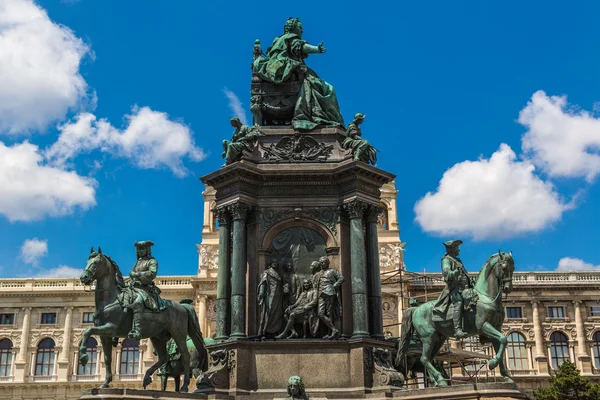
(253, 18, 344, 131)
(432, 240, 471, 339)
(157, 332, 206, 392)
(309, 256, 344, 339)
(78, 247, 208, 392)
(342, 113, 378, 165)
(286, 376, 309, 400)
(257, 262, 285, 339)
(222, 117, 264, 165)
(395, 247, 515, 387)
(276, 279, 318, 339)
(125, 241, 167, 339)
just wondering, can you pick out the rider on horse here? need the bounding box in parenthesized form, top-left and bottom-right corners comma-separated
(126, 241, 167, 339)
(433, 240, 471, 339)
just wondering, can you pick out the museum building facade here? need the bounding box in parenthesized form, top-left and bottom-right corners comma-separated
(0, 182, 599, 398)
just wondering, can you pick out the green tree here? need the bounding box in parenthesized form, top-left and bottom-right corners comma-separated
(533, 360, 600, 400)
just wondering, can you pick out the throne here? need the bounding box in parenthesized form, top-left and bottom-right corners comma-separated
(250, 40, 304, 126)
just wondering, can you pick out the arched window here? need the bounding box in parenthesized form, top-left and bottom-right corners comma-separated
(35, 338, 55, 376)
(592, 331, 600, 369)
(550, 332, 570, 369)
(506, 332, 528, 370)
(78, 337, 98, 376)
(119, 339, 139, 375)
(0, 339, 13, 377)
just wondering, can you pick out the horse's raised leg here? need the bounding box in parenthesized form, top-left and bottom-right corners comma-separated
(99, 336, 114, 389)
(489, 335, 514, 383)
(143, 336, 168, 389)
(420, 334, 447, 387)
(172, 333, 191, 393)
(80, 323, 117, 367)
(481, 322, 508, 370)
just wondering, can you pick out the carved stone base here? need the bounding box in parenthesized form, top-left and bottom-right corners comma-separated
(189, 338, 404, 399)
(79, 382, 524, 400)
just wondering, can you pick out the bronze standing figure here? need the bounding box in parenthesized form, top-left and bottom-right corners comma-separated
(432, 240, 471, 338)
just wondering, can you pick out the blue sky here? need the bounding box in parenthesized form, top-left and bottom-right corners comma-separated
(1, 0, 599, 278)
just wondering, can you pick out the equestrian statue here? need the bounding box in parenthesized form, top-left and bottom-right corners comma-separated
(394, 241, 515, 387)
(78, 243, 208, 393)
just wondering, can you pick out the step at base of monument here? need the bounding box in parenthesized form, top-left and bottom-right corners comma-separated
(80, 382, 525, 400)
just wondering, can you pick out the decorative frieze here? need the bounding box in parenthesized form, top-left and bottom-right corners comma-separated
(198, 245, 219, 270)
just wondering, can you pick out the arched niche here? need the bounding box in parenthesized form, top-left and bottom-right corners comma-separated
(262, 219, 337, 280)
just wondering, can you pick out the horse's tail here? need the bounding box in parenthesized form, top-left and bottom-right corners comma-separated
(180, 299, 209, 372)
(394, 306, 416, 374)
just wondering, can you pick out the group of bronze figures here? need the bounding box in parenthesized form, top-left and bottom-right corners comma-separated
(258, 256, 344, 340)
(76, 17, 520, 395)
(222, 17, 378, 167)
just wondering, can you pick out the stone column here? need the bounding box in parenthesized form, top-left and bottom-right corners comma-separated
(96, 348, 102, 376)
(531, 300, 549, 375)
(366, 205, 384, 339)
(72, 352, 78, 376)
(30, 351, 36, 376)
(197, 294, 208, 334)
(17, 307, 31, 362)
(14, 308, 32, 382)
(229, 202, 250, 339)
(214, 206, 231, 342)
(343, 200, 369, 339)
(60, 307, 73, 362)
(57, 306, 73, 381)
(53, 349, 59, 377)
(144, 340, 154, 362)
(574, 300, 592, 374)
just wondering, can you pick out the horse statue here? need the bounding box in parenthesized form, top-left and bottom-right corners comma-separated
(78, 247, 208, 392)
(394, 251, 515, 387)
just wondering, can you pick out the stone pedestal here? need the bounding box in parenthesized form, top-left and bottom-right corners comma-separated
(80, 382, 525, 400)
(195, 338, 402, 399)
(201, 126, 395, 341)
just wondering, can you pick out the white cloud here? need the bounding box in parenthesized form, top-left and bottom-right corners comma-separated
(36, 265, 80, 278)
(557, 257, 600, 271)
(223, 88, 248, 125)
(20, 238, 48, 265)
(0, 141, 96, 222)
(414, 144, 568, 240)
(46, 107, 206, 177)
(519, 90, 600, 182)
(0, 0, 92, 134)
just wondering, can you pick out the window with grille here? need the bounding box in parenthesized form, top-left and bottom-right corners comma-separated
(506, 307, 522, 319)
(550, 332, 570, 369)
(591, 306, 600, 317)
(0, 314, 14, 325)
(82, 312, 94, 324)
(35, 338, 55, 376)
(0, 339, 13, 377)
(78, 337, 97, 375)
(548, 306, 564, 318)
(506, 332, 528, 370)
(119, 339, 139, 375)
(40, 313, 57, 324)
